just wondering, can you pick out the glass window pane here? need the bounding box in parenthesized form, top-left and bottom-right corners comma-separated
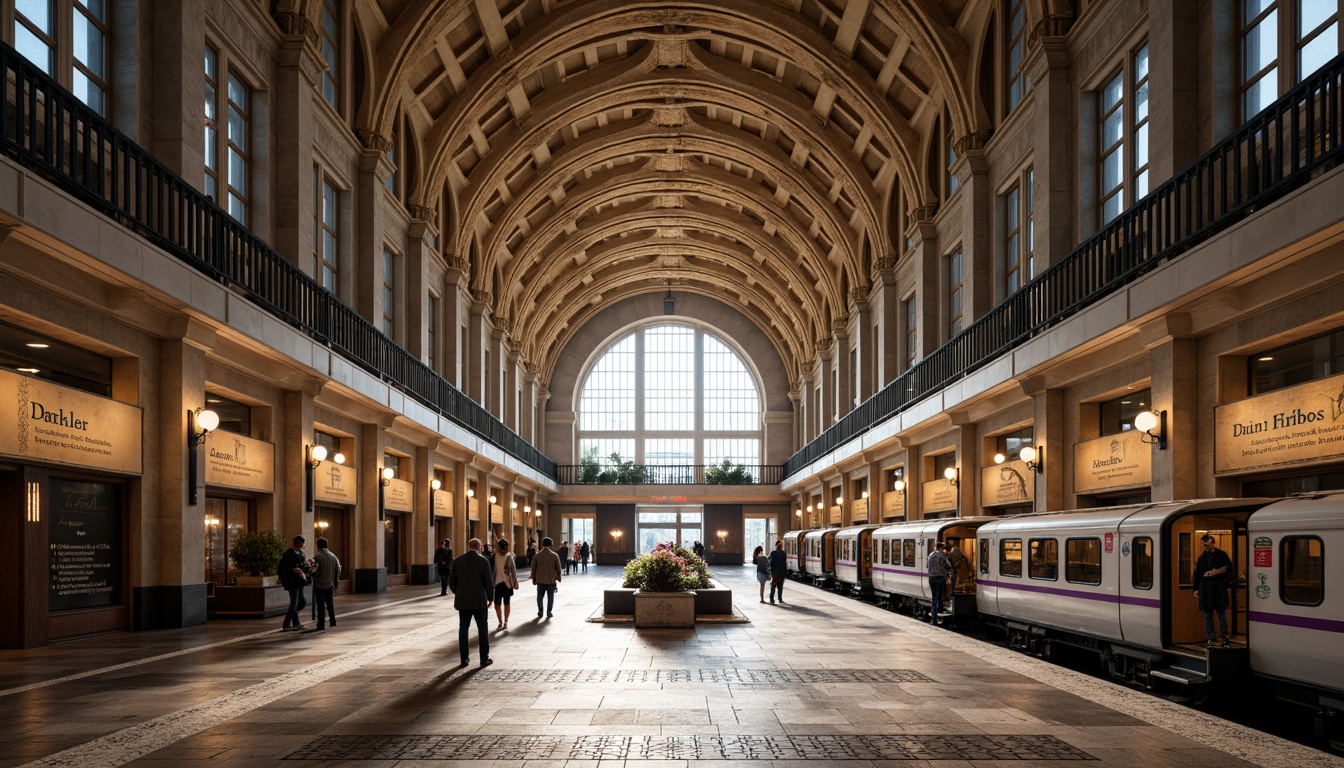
(1244, 70, 1279, 119)
(1000, 539, 1022, 577)
(1135, 80, 1149, 123)
(1298, 23, 1338, 81)
(1244, 12, 1279, 80)
(1066, 538, 1102, 584)
(14, 25, 53, 75)
(1102, 110, 1125, 150)
(73, 13, 104, 75)
(645, 325, 695, 431)
(205, 46, 217, 80)
(17, 0, 52, 31)
(1101, 147, 1124, 192)
(703, 334, 759, 431)
(228, 194, 246, 222)
(228, 148, 246, 188)
(1280, 536, 1323, 605)
(228, 73, 247, 109)
(1029, 538, 1058, 580)
(579, 336, 636, 431)
(228, 107, 248, 149)
(1132, 536, 1154, 589)
(1299, 0, 1336, 36)
(1135, 123, 1150, 168)
(1102, 72, 1124, 111)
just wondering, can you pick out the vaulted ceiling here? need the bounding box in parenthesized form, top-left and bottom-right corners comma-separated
(334, 0, 1026, 388)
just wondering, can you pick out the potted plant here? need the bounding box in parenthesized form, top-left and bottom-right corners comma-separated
(228, 529, 287, 587)
(703, 459, 753, 484)
(622, 545, 713, 627)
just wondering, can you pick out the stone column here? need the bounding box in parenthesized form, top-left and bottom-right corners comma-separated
(832, 322, 853, 416)
(271, 25, 322, 267)
(505, 348, 520, 431)
(411, 444, 434, 584)
(1147, 0, 1200, 178)
(468, 292, 490, 404)
(954, 136, 993, 319)
(404, 212, 437, 360)
(849, 291, 873, 402)
(950, 416, 978, 519)
(1022, 17, 1076, 270)
(443, 254, 470, 388)
(355, 420, 390, 592)
(818, 340, 836, 430)
(354, 133, 394, 318)
(148, 0, 205, 178)
(1144, 315, 1197, 502)
(909, 214, 941, 356)
(281, 382, 321, 542)
(870, 254, 899, 387)
(1023, 377, 1066, 513)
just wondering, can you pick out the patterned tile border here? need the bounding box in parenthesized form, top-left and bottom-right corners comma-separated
(471, 668, 933, 684)
(286, 733, 1097, 761)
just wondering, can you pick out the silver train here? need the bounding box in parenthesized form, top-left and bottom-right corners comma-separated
(788, 492, 1344, 740)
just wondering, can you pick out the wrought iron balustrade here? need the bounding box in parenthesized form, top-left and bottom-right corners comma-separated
(787, 50, 1344, 476)
(556, 464, 785, 485)
(0, 42, 555, 479)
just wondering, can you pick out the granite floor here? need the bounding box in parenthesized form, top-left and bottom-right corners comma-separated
(1, 565, 1339, 768)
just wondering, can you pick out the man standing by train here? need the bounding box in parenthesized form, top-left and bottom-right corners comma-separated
(767, 539, 787, 604)
(1193, 534, 1234, 648)
(927, 542, 953, 626)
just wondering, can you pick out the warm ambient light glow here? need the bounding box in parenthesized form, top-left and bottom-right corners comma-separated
(893, 480, 905, 492)
(943, 466, 958, 481)
(511, 501, 518, 509)
(382, 467, 395, 480)
(489, 495, 497, 504)
(196, 409, 220, 433)
(466, 488, 475, 497)
(611, 529, 623, 539)
(1019, 446, 1038, 464)
(993, 452, 1006, 464)
(333, 452, 346, 465)
(431, 479, 442, 491)
(310, 445, 328, 463)
(1134, 410, 1160, 433)
(834, 496, 842, 505)
(861, 490, 868, 499)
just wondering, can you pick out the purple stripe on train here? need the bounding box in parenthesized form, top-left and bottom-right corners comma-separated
(979, 579, 1161, 608)
(873, 566, 924, 577)
(1249, 610, 1344, 633)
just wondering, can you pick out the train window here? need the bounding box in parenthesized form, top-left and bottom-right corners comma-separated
(1178, 532, 1193, 586)
(1065, 538, 1102, 585)
(1280, 536, 1324, 606)
(1000, 538, 1022, 577)
(1132, 536, 1154, 589)
(979, 538, 990, 574)
(1029, 538, 1058, 580)
(902, 539, 916, 567)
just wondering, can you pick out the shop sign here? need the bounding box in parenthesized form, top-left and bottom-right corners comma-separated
(490, 503, 504, 525)
(1215, 372, 1344, 474)
(980, 459, 1034, 508)
(433, 490, 453, 519)
(882, 489, 905, 519)
(922, 479, 957, 514)
(829, 504, 841, 525)
(852, 497, 868, 523)
(49, 480, 121, 611)
(204, 432, 274, 492)
(313, 460, 358, 504)
(1074, 429, 1150, 494)
(0, 370, 142, 474)
(384, 477, 414, 512)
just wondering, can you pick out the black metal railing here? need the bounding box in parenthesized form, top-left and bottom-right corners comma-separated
(787, 50, 1344, 476)
(556, 464, 785, 485)
(0, 42, 555, 479)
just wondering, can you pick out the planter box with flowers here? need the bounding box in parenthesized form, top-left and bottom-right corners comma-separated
(623, 544, 716, 627)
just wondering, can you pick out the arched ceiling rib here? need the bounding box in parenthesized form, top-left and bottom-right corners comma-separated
(358, 0, 984, 390)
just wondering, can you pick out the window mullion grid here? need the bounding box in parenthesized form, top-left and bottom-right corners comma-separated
(634, 329, 645, 462)
(695, 329, 704, 464)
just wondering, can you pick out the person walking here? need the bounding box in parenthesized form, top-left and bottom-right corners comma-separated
(767, 539, 787, 604)
(579, 541, 590, 572)
(434, 538, 454, 596)
(752, 545, 769, 603)
(559, 540, 571, 575)
(492, 538, 520, 630)
(531, 536, 562, 618)
(927, 542, 953, 626)
(1193, 534, 1234, 648)
(310, 537, 341, 630)
(278, 535, 311, 631)
(448, 538, 495, 667)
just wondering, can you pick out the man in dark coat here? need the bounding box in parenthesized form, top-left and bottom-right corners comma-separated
(278, 535, 310, 631)
(1193, 534, 1234, 648)
(434, 538, 454, 596)
(767, 539, 788, 604)
(579, 541, 590, 572)
(448, 538, 495, 666)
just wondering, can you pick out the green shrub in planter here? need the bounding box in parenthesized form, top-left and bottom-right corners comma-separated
(622, 545, 712, 592)
(703, 459, 753, 484)
(228, 529, 288, 578)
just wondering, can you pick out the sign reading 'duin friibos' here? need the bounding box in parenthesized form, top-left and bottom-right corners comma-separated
(1215, 372, 1344, 474)
(0, 370, 142, 474)
(49, 480, 121, 611)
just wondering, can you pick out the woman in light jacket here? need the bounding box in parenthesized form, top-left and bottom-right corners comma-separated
(493, 539, 521, 630)
(752, 545, 769, 603)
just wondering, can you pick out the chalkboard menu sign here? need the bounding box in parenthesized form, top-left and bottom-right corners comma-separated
(48, 480, 121, 611)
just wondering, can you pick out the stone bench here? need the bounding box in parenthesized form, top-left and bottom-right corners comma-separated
(603, 587, 637, 614)
(693, 581, 732, 615)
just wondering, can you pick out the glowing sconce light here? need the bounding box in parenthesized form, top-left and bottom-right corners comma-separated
(1134, 409, 1167, 449)
(1020, 445, 1043, 474)
(187, 407, 220, 506)
(943, 466, 960, 487)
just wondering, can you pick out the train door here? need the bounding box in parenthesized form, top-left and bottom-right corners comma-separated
(1164, 510, 1251, 649)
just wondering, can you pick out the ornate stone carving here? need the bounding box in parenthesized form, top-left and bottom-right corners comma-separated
(1029, 14, 1075, 48)
(272, 12, 318, 46)
(357, 130, 391, 153)
(953, 131, 992, 155)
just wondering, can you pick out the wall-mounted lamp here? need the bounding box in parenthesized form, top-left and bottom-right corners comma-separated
(1020, 445, 1043, 474)
(1134, 409, 1167, 450)
(861, 490, 869, 500)
(315, 519, 329, 533)
(611, 528, 623, 549)
(309, 445, 328, 468)
(430, 478, 442, 525)
(806, 503, 814, 512)
(187, 407, 220, 506)
(332, 452, 346, 465)
(893, 479, 906, 492)
(795, 508, 802, 517)
(304, 444, 328, 512)
(489, 494, 497, 505)
(943, 466, 960, 487)
(204, 515, 220, 527)
(378, 467, 394, 521)
(834, 495, 843, 506)
(716, 530, 728, 549)
(993, 452, 1006, 464)
(510, 501, 518, 510)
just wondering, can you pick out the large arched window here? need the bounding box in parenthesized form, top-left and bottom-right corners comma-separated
(578, 324, 762, 479)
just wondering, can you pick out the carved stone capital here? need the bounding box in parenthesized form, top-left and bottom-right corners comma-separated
(272, 12, 319, 46)
(357, 129, 392, 153)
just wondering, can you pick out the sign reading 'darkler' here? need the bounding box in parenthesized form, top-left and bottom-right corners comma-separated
(384, 477, 414, 512)
(1215, 372, 1344, 474)
(313, 460, 358, 504)
(1073, 429, 1151, 494)
(980, 459, 1035, 508)
(204, 431, 275, 492)
(49, 480, 121, 611)
(0, 370, 142, 474)
(922, 479, 957, 513)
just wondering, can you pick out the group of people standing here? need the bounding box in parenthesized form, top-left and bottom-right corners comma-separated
(278, 535, 342, 632)
(448, 536, 565, 666)
(557, 540, 590, 574)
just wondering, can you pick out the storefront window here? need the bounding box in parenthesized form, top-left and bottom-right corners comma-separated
(1244, 471, 1344, 497)
(996, 428, 1034, 460)
(204, 393, 251, 435)
(315, 506, 348, 572)
(1099, 389, 1150, 435)
(1251, 328, 1344, 394)
(205, 497, 251, 587)
(0, 318, 111, 396)
(384, 513, 402, 574)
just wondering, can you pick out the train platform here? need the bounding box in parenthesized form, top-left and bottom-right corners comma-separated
(1, 564, 1340, 768)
